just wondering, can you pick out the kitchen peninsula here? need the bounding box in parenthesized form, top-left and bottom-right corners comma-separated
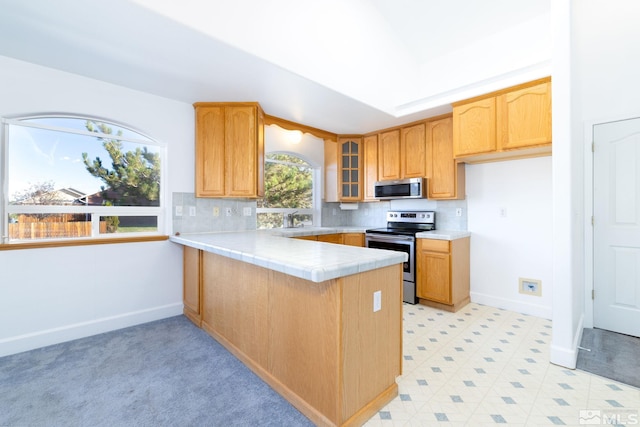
(171, 231, 406, 427)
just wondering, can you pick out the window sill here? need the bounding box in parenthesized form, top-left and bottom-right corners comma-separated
(0, 235, 169, 251)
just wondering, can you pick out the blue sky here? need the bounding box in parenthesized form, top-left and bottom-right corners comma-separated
(8, 118, 158, 202)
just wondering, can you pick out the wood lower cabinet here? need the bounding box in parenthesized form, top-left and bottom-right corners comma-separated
(194, 102, 265, 198)
(183, 246, 202, 326)
(426, 116, 465, 200)
(342, 233, 364, 247)
(295, 233, 364, 247)
(417, 237, 470, 312)
(317, 233, 343, 244)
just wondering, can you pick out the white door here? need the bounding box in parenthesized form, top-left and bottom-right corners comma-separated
(593, 118, 640, 338)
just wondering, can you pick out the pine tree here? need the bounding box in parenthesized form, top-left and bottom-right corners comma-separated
(82, 121, 160, 206)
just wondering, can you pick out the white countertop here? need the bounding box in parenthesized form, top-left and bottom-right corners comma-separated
(415, 230, 471, 240)
(171, 230, 407, 283)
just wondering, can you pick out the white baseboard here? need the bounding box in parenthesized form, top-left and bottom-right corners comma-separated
(470, 291, 552, 319)
(0, 303, 183, 358)
(550, 313, 584, 369)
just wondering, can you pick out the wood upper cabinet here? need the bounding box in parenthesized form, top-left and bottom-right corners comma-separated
(377, 129, 401, 181)
(323, 138, 339, 202)
(497, 80, 552, 150)
(338, 137, 363, 201)
(452, 97, 496, 157)
(427, 116, 465, 200)
(194, 102, 264, 198)
(363, 134, 379, 201)
(452, 77, 551, 162)
(401, 123, 427, 178)
(417, 237, 470, 312)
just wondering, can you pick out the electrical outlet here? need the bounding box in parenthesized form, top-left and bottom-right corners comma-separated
(189, 206, 196, 217)
(243, 207, 251, 216)
(519, 278, 542, 296)
(225, 207, 232, 217)
(175, 205, 183, 216)
(213, 207, 220, 217)
(373, 290, 382, 312)
(456, 208, 462, 217)
(499, 207, 508, 218)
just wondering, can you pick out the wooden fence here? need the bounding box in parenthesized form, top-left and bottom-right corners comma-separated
(9, 221, 107, 240)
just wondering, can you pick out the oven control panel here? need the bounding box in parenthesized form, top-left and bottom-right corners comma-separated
(386, 211, 434, 223)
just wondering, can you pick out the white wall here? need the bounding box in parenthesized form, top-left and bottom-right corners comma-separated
(466, 157, 553, 318)
(0, 56, 195, 356)
(573, 1, 640, 326)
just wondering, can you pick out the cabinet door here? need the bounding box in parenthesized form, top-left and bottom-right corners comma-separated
(417, 249, 451, 304)
(363, 134, 379, 201)
(378, 129, 401, 181)
(453, 97, 496, 157)
(497, 81, 552, 150)
(342, 233, 364, 247)
(317, 233, 343, 244)
(401, 123, 426, 178)
(225, 106, 261, 197)
(338, 137, 362, 201)
(195, 106, 225, 197)
(324, 139, 339, 202)
(183, 246, 202, 325)
(427, 117, 465, 200)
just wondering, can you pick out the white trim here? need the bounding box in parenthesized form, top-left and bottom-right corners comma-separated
(550, 313, 584, 370)
(470, 291, 552, 320)
(0, 303, 183, 358)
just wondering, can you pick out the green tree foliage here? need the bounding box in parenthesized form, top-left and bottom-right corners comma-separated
(257, 154, 312, 229)
(82, 121, 160, 206)
(258, 154, 312, 209)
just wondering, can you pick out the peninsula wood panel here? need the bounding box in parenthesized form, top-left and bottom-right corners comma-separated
(197, 251, 402, 426)
(341, 266, 402, 423)
(183, 246, 202, 326)
(201, 252, 269, 366)
(401, 123, 427, 178)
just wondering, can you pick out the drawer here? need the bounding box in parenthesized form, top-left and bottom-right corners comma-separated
(419, 238, 450, 253)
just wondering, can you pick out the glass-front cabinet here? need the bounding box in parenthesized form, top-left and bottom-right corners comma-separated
(338, 137, 362, 201)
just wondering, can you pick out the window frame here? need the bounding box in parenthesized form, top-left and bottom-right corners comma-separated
(1, 114, 167, 245)
(256, 151, 321, 229)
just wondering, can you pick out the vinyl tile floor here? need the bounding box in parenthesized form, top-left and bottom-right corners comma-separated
(364, 303, 640, 427)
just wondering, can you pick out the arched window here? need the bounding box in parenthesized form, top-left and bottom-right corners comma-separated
(1, 115, 165, 242)
(256, 153, 316, 229)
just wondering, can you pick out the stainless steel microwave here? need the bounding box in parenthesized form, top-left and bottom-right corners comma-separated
(373, 178, 425, 200)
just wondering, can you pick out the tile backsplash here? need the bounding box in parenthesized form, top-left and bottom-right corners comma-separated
(172, 192, 257, 235)
(172, 192, 467, 235)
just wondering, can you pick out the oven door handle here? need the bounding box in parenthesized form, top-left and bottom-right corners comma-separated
(365, 234, 414, 243)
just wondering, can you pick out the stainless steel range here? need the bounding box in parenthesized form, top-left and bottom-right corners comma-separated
(365, 211, 435, 304)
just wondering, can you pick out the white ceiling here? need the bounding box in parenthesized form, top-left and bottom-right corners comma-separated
(0, 0, 551, 134)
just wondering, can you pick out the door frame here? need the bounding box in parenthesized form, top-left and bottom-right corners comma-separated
(583, 113, 640, 329)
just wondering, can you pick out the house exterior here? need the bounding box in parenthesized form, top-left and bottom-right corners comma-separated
(0, 0, 634, 373)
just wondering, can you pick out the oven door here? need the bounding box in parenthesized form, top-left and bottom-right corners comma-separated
(365, 233, 416, 302)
